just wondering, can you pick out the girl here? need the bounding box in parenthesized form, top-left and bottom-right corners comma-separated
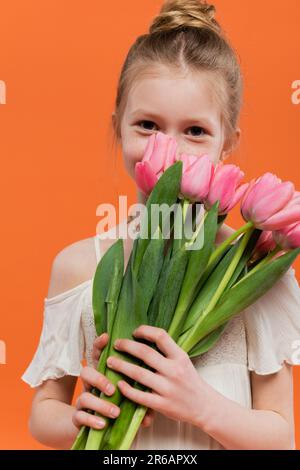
(22, 0, 300, 450)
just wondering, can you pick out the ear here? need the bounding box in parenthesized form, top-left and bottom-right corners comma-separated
(221, 127, 241, 161)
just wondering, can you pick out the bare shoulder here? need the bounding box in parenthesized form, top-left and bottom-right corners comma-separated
(222, 224, 236, 236)
(46, 236, 98, 298)
(215, 223, 236, 245)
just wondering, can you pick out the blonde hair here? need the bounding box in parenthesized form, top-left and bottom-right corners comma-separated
(110, 0, 243, 155)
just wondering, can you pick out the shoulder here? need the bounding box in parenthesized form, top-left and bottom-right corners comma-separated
(215, 223, 236, 245)
(46, 236, 97, 298)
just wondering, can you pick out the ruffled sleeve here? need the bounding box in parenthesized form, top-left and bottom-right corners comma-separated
(241, 266, 300, 375)
(21, 280, 91, 388)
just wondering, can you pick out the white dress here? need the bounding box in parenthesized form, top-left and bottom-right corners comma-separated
(21, 221, 300, 450)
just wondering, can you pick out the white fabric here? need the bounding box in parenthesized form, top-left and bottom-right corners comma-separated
(21, 227, 300, 449)
(241, 266, 300, 375)
(21, 281, 90, 388)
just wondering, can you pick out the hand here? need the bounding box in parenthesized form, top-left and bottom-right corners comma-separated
(72, 332, 154, 431)
(106, 325, 207, 427)
(72, 333, 121, 431)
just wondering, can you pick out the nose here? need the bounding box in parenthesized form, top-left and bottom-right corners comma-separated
(160, 130, 183, 157)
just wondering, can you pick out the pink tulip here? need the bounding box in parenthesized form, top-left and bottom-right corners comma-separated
(254, 230, 277, 256)
(135, 132, 178, 196)
(204, 162, 249, 215)
(175, 153, 214, 202)
(241, 173, 300, 230)
(273, 221, 300, 250)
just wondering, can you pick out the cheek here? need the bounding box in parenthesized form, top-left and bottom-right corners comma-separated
(122, 137, 148, 179)
(179, 142, 221, 166)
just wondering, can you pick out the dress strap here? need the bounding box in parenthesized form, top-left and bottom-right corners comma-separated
(94, 235, 101, 264)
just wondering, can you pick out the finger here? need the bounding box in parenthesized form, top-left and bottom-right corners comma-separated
(113, 338, 170, 375)
(133, 325, 183, 359)
(72, 409, 106, 430)
(75, 392, 120, 420)
(92, 333, 109, 356)
(92, 333, 109, 368)
(141, 409, 154, 427)
(117, 379, 162, 410)
(141, 415, 152, 427)
(106, 355, 168, 395)
(80, 366, 115, 396)
(93, 332, 109, 351)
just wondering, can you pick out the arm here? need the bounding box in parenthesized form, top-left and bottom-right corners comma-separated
(195, 363, 295, 450)
(27, 243, 121, 449)
(29, 375, 81, 450)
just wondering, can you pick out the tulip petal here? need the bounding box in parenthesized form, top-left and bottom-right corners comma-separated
(181, 155, 214, 201)
(150, 132, 173, 174)
(142, 134, 156, 163)
(252, 182, 294, 223)
(207, 163, 245, 213)
(135, 161, 158, 195)
(257, 204, 300, 230)
(225, 182, 249, 214)
(242, 173, 282, 218)
(163, 138, 178, 171)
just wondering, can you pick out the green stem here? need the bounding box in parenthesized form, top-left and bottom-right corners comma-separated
(167, 209, 208, 341)
(172, 198, 190, 255)
(182, 198, 190, 222)
(233, 244, 282, 287)
(71, 422, 92, 450)
(178, 226, 255, 352)
(119, 405, 148, 450)
(71, 337, 111, 450)
(184, 210, 207, 249)
(207, 221, 254, 270)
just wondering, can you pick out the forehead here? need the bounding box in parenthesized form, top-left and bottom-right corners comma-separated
(125, 69, 221, 123)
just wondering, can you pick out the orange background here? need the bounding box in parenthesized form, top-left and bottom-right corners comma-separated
(0, 0, 300, 449)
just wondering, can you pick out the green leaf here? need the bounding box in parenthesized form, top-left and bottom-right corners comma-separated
(134, 161, 182, 274)
(180, 229, 254, 336)
(167, 202, 219, 341)
(183, 201, 219, 292)
(188, 323, 228, 357)
(179, 243, 238, 335)
(92, 239, 124, 336)
(137, 226, 166, 312)
(85, 249, 138, 449)
(147, 239, 173, 326)
(182, 246, 300, 351)
(156, 245, 189, 332)
(225, 228, 262, 291)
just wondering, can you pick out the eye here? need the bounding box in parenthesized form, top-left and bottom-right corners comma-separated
(187, 126, 207, 138)
(135, 121, 208, 138)
(136, 120, 159, 132)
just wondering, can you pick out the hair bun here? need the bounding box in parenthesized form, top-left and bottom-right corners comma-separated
(149, 0, 221, 36)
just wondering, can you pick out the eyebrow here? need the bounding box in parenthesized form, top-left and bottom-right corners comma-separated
(130, 108, 215, 128)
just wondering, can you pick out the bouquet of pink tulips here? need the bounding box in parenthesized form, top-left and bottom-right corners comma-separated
(71, 132, 300, 450)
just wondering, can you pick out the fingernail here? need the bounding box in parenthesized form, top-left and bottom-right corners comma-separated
(110, 407, 120, 418)
(105, 383, 115, 395)
(94, 418, 105, 429)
